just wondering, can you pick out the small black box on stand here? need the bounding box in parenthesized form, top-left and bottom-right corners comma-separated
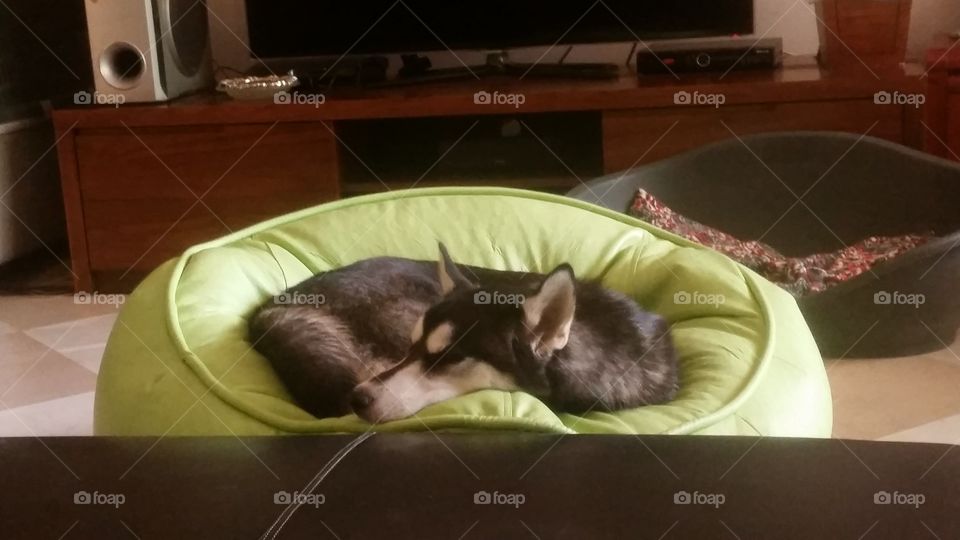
(636, 37, 782, 75)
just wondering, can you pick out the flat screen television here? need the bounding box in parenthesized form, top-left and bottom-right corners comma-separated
(245, 1, 755, 60)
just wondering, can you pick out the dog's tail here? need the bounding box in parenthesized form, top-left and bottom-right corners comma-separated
(249, 306, 363, 418)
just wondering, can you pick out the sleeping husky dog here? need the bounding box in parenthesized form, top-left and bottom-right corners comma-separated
(249, 244, 678, 423)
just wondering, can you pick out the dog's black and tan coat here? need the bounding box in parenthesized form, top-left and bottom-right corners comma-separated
(249, 244, 678, 422)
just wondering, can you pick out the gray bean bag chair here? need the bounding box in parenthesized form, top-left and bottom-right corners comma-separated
(568, 132, 960, 358)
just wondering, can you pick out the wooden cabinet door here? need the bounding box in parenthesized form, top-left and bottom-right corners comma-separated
(74, 122, 339, 291)
(602, 100, 906, 173)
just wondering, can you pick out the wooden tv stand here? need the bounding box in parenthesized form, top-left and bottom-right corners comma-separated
(53, 56, 928, 292)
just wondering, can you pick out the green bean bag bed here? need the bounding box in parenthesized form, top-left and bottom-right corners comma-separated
(94, 187, 832, 436)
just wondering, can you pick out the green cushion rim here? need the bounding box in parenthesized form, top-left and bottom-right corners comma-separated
(161, 186, 776, 434)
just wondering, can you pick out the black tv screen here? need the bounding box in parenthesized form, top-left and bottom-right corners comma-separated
(246, 1, 755, 59)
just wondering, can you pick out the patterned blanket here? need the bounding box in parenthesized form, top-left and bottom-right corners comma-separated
(628, 189, 932, 297)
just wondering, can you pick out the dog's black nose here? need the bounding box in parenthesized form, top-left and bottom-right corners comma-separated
(350, 387, 375, 412)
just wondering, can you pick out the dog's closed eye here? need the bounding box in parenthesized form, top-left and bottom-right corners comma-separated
(410, 316, 425, 343)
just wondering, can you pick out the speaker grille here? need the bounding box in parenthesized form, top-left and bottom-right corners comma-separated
(164, 0, 209, 77)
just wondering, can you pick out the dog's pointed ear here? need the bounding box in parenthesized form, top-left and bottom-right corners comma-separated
(521, 264, 576, 356)
(437, 242, 474, 295)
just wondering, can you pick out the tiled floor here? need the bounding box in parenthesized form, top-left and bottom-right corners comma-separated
(1, 294, 959, 442)
(0, 295, 120, 436)
(828, 340, 960, 443)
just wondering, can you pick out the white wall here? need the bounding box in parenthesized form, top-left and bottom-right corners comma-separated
(206, 0, 954, 71)
(908, 0, 960, 60)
